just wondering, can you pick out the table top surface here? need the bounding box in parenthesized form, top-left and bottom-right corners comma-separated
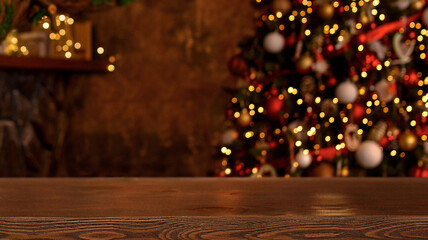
(0, 178, 427, 218)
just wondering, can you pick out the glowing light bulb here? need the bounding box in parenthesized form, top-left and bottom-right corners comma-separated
(97, 47, 105, 55)
(107, 64, 115, 72)
(74, 42, 81, 49)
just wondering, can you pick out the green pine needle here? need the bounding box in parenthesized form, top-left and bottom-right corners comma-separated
(91, 0, 114, 6)
(30, 9, 48, 25)
(118, 0, 136, 5)
(0, 3, 14, 40)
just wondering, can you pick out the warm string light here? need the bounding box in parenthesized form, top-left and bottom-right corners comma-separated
(31, 14, 117, 71)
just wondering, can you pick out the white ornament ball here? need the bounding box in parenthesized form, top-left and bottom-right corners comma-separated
(288, 120, 308, 141)
(335, 81, 358, 104)
(313, 59, 329, 74)
(263, 32, 285, 54)
(393, 0, 411, 10)
(252, 164, 277, 177)
(375, 79, 395, 102)
(422, 8, 428, 26)
(356, 141, 383, 169)
(296, 150, 312, 168)
(221, 129, 238, 145)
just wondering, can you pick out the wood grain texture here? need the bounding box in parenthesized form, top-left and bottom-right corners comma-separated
(0, 178, 427, 239)
(0, 217, 427, 239)
(1, 178, 428, 217)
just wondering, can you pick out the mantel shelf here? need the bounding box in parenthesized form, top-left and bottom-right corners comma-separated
(0, 55, 109, 72)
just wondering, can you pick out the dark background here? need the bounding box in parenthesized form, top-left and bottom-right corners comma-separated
(0, 0, 254, 176)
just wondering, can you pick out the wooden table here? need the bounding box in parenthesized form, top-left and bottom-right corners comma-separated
(0, 178, 427, 239)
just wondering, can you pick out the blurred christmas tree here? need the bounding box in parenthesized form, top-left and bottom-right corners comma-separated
(218, 0, 428, 177)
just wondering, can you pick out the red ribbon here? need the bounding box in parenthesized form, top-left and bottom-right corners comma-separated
(312, 146, 348, 160)
(255, 11, 424, 84)
(327, 11, 423, 58)
(356, 11, 423, 45)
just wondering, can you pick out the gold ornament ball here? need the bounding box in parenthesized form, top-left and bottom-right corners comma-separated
(341, 167, 349, 177)
(318, 3, 335, 19)
(387, 126, 401, 139)
(308, 162, 335, 177)
(272, 0, 292, 13)
(352, 74, 359, 82)
(367, 121, 387, 142)
(399, 130, 418, 151)
(412, 0, 425, 10)
(237, 109, 252, 127)
(296, 54, 314, 71)
(360, 12, 370, 25)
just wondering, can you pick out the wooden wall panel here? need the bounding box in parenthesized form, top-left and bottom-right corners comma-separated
(64, 0, 254, 176)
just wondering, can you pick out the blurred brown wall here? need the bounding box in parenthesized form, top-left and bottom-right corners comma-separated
(63, 0, 253, 176)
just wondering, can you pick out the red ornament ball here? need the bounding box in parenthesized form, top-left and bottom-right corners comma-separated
(256, 19, 264, 28)
(322, 43, 335, 58)
(355, 50, 381, 72)
(270, 88, 279, 95)
(228, 55, 248, 77)
(403, 69, 419, 86)
(352, 103, 366, 123)
(357, 34, 367, 45)
(325, 43, 334, 52)
(269, 140, 278, 148)
(326, 76, 337, 86)
(226, 109, 235, 120)
(284, 34, 297, 48)
(408, 31, 417, 40)
(409, 166, 428, 177)
(266, 96, 284, 119)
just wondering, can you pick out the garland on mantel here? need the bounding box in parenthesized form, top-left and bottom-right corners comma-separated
(0, 0, 135, 40)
